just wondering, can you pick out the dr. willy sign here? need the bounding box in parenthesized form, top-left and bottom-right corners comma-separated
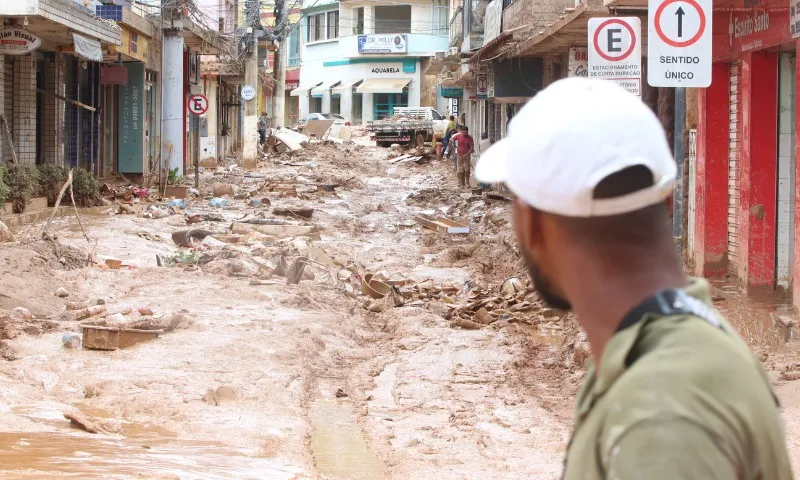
(358, 34, 408, 54)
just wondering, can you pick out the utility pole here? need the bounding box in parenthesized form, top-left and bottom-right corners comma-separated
(271, 0, 289, 128)
(241, 0, 260, 169)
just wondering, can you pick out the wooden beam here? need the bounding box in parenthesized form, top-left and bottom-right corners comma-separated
(36, 89, 97, 112)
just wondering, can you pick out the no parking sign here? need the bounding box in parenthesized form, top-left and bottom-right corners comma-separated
(587, 17, 642, 96)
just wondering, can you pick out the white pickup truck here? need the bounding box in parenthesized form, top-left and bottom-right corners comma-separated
(365, 107, 450, 148)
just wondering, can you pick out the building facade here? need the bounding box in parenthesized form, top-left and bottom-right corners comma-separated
(0, 0, 121, 173)
(293, 0, 450, 124)
(691, 0, 799, 299)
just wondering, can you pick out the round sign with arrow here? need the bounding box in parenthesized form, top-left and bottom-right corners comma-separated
(654, 0, 706, 48)
(647, 0, 712, 87)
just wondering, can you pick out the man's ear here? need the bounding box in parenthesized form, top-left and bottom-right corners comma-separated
(512, 199, 542, 254)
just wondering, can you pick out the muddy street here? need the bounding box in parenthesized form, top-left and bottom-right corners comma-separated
(1, 135, 800, 479)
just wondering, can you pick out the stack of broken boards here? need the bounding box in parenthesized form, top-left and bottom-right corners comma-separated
(388, 153, 430, 165)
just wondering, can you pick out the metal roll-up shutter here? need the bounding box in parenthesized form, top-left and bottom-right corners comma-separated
(727, 62, 741, 277)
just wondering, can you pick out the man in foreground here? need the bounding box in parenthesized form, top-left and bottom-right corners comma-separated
(476, 77, 793, 479)
(449, 126, 474, 188)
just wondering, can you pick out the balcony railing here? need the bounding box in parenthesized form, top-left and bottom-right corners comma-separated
(449, 6, 463, 48)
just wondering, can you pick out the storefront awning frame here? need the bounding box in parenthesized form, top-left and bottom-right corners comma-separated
(290, 82, 322, 97)
(332, 79, 363, 95)
(356, 78, 412, 94)
(311, 80, 342, 97)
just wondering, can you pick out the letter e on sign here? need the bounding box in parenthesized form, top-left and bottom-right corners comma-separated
(587, 17, 642, 96)
(188, 94, 209, 116)
(647, 0, 712, 87)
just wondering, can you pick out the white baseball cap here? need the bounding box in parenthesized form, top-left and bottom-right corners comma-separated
(475, 78, 676, 217)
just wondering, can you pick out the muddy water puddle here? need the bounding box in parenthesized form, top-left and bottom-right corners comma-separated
(4, 404, 304, 479)
(0, 432, 303, 479)
(309, 400, 384, 479)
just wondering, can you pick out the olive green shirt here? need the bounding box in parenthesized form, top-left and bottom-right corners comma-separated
(563, 278, 793, 480)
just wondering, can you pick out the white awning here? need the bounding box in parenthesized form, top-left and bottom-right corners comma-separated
(290, 82, 321, 97)
(311, 80, 341, 96)
(356, 78, 411, 94)
(332, 79, 362, 94)
(72, 33, 103, 62)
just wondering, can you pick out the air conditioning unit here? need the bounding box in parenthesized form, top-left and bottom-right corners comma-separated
(435, 51, 446, 60)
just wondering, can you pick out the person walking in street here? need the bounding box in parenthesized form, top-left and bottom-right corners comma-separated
(477, 132, 492, 190)
(258, 112, 270, 148)
(442, 119, 458, 161)
(446, 115, 456, 133)
(475, 77, 794, 480)
(450, 126, 474, 188)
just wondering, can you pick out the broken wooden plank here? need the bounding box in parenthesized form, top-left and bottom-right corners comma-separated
(388, 154, 413, 164)
(231, 222, 317, 236)
(413, 215, 470, 234)
(273, 207, 314, 219)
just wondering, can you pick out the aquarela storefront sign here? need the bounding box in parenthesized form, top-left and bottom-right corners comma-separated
(712, 0, 790, 61)
(0, 28, 41, 56)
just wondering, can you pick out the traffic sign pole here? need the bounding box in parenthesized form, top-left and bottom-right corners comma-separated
(647, 0, 712, 87)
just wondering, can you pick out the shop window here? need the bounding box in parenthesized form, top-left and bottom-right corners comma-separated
(375, 5, 411, 34)
(307, 13, 324, 42)
(327, 11, 339, 39)
(288, 27, 300, 67)
(373, 92, 409, 119)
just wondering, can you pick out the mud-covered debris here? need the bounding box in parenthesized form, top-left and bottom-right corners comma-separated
(55, 287, 70, 298)
(451, 318, 483, 330)
(138, 307, 154, 316)
(172, 229, 213, 247)
(64, 411, 107, 434)
(0, 340, 19, 360)
(82, 325, 161, 350)
(335, 388, 348, 398)
(62, 333, 82, 348)
(72, 305, 107, 321)
(212, 182, 235, 197)
(11, 307, 32, 320)
(66, 298, 106, 311)
(273, 207, 314, 219)
(203, 386, 237, 406)
(129, 313, 191, 332)
(500, 277, 525, 296)
(0, 221, 13, 243)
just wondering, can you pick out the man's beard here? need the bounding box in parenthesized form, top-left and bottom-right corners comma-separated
(521, 250, 572, 311)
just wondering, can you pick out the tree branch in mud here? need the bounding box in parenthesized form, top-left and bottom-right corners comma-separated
(41, 169, 96, 263)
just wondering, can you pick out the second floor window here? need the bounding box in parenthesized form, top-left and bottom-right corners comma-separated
(354, 7, 364, 34)
(289, 26, 300, 67)
(375, 5, 411, 34)
(307, 13, 324, 42)
(327, 11, 339, 39)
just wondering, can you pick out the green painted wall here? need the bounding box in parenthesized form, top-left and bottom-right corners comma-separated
(118, 62, 145, 173)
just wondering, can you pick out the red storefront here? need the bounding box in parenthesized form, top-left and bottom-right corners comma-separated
(693, 0, 800, 301)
